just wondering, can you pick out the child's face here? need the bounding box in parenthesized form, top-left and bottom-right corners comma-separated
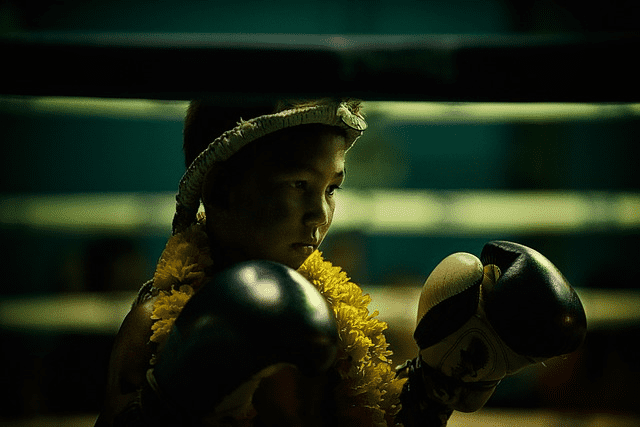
(209, 130, 347, 270)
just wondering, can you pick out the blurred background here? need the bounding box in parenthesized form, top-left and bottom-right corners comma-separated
(1, 0, 639, 426)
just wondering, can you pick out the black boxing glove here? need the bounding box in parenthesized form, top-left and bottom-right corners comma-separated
(400, 241, 586, 421)
(138, 260, 338, 426)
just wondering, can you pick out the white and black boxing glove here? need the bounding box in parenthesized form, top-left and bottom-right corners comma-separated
(120, 260, 338, 427)
(398, 241, 587, 426)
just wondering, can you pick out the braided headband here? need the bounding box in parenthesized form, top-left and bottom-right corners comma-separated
(172, 100, 367, 234)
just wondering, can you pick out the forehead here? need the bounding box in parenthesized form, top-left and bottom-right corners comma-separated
(257, 126, 347, 171)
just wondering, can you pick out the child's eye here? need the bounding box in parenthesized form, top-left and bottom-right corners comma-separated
(292, 180, 307, 190)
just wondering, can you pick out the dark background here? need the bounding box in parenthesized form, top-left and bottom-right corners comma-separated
(1, 0, 639, 420)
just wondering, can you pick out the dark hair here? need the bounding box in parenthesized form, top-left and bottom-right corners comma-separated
(182, 100, 276, 168)
(182, 98, 361, 168)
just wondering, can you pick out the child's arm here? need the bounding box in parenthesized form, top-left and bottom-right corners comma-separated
(96, 296, 158, 427)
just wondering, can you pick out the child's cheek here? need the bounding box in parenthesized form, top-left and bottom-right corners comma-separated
(258, 192, 301, 228)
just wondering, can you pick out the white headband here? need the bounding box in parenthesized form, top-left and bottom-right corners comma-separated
(172, 100, 367, 234)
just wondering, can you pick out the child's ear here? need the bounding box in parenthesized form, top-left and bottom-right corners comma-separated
(202, 163, 231, 211)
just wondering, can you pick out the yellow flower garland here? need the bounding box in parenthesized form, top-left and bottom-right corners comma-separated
(149, 216, 406, 427)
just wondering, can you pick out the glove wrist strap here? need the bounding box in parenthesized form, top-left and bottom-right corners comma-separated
(397, 358, 454, 427)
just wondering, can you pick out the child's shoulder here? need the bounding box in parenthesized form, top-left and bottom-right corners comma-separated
(100, 284, 160, 423)
(113, 296, 157, 382)
(116, 288, 159, 367)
